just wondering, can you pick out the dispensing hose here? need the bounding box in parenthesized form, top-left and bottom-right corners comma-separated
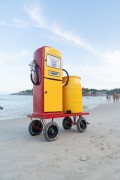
(62, 69, 69, 86)
(30, 61, 41, 85)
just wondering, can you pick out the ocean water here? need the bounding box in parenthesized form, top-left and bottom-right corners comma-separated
(0, 95, 32, 120)
(0, 95, 108, 120)
(82, 96, 107, 110)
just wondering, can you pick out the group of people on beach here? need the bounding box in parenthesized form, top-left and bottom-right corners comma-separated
(113, 94, 120, 102)
(106, 94, 120, 102)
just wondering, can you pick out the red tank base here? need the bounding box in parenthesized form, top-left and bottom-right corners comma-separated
(27, 112, 89, 142)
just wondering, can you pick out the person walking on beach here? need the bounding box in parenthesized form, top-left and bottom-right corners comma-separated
(106, 95, 109, 101)
(116, 94, 120, 101)
(113, 94, 116, 103)
(0, 106, 3, 110)
(113, 95, 115, 102)
(106, 95, 111, 101)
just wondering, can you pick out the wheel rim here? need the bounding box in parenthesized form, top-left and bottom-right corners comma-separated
(63, 117, 72, 129)
(65, 118, 72, 127)
(80, 120, 86, 130)
(32, 121, 43, 134)
(47, 125, 58, 139)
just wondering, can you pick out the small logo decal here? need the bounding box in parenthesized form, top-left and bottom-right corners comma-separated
(49, 71, 59, 77)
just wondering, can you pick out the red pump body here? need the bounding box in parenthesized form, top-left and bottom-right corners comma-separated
(33, 47, 44, 115)
(32, 46, 63, 116)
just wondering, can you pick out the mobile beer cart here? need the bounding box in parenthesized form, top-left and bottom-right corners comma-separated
(28, 46, 89, 141)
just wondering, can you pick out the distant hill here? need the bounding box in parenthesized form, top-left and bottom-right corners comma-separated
(11, 89, 33, 95)
(82, 88, 120, 96)
(11, 88, 120, 96)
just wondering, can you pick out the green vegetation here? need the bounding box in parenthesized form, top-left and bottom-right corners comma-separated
(106, 88, 120, 95)
(82, 88, 120, 96)
(11, 89, 33, 95)
(12, 88, 120, 96)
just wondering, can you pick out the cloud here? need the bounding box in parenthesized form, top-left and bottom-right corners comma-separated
(13, 18, 28, 28)
(63, 49, 120, 89)
(0, 19, 28, 28)
(1, 3, 93, 52)
(101, 50, 120, 80)
(15, 50, 30, 58)
(51, 22, 92, 50)
(0, 50, 30, 62)
(0, 21, 10, 27)
(24, 4, 94, 52)
(24, 3, 46, 28)
(0, 60, 5, 65)
(103, 50, 120, 66)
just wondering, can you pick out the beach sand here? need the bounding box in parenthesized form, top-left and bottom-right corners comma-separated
(0, 102, 120, 180)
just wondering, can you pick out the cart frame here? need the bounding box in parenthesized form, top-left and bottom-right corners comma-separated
(28, 112, 89, 124)
(28, 112, 89, 141)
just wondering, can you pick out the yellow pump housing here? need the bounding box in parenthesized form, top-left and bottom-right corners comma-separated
(62, 76, 83, 113)
(43, 47, 62, 112)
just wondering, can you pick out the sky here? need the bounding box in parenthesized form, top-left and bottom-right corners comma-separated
(0, 0, 120, 94)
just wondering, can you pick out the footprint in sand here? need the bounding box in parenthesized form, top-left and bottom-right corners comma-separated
(99, 142, 118, 161)
(79, 154, 91, 161)
(31, 167, 42, 176)
(75, 167, 87, 175)
(106, 152, 117, 160)
(100, 142, 111, 152)
(109, 129, 113, 134)
(48, 160, 60, 169)
(79, 168, 86, 175)
(116, 136, 120, 138)
(90, 135, 105, 145)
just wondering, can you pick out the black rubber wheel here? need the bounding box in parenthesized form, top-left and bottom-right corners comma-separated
(43, 122, 59, 141)
(76, 117, 87, 132)
(62, 117, 72, 129)
(28, 120, 43, 136)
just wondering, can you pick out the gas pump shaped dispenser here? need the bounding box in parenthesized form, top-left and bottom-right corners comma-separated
(29, 46, 68, 115)
(28, 46, 89, 141)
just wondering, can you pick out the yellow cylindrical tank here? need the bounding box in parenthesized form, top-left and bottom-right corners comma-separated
(62, 76, 83, 113)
